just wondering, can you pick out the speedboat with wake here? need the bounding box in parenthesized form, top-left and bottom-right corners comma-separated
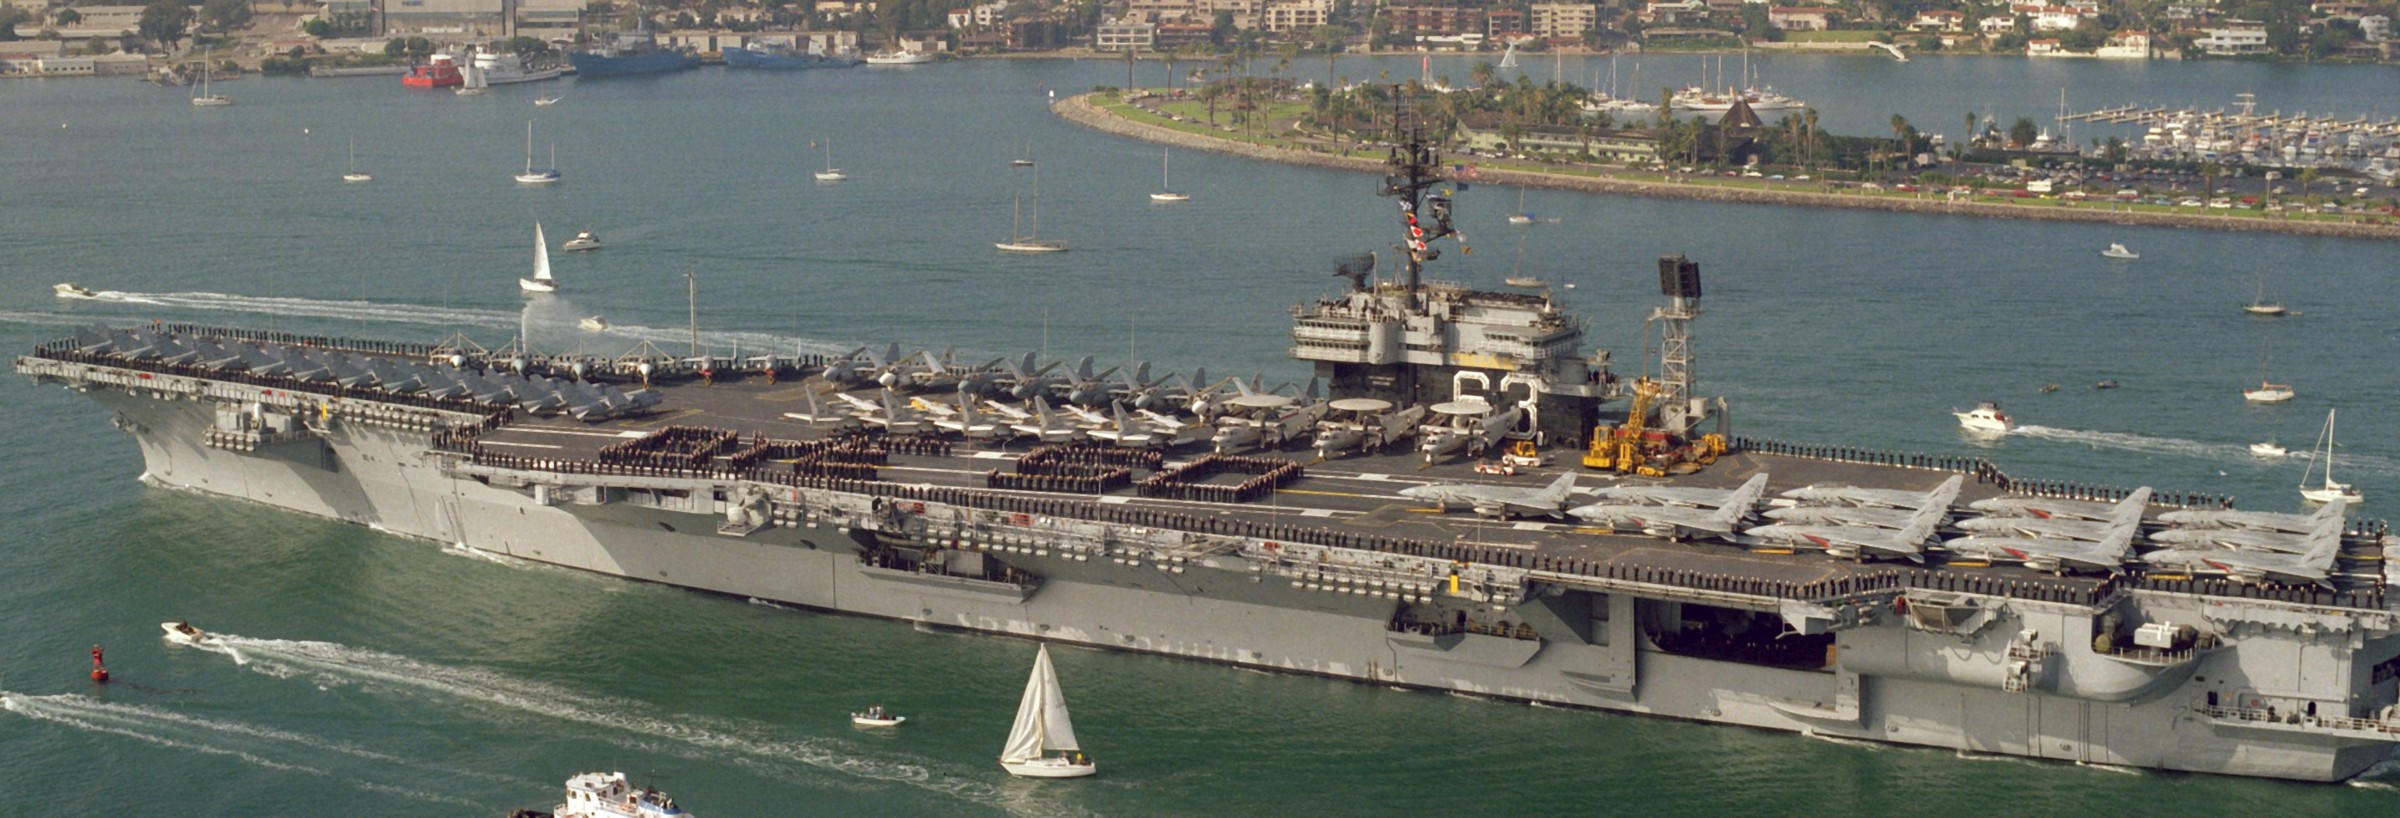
(2251, 441, 2288, 457)
(159, 621, 217, 647)
(578, 316, 609, 332)
(53, 283, 94, 299)
(1952, 401, 2014, 433)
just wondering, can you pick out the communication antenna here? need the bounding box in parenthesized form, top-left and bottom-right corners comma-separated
(1649, 255, 1702, 438)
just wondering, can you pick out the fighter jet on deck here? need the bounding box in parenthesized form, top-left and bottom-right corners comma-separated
(1744, 478, 1961, 562)
(1942, 488, 2150, 575)
(2141, 515, 2349, 588)
(2157, 499, 2348, 535)
(1781, 475, 1966, 510)
(1569, 474, 1768, 539)
(1399, 473, 1578, 520)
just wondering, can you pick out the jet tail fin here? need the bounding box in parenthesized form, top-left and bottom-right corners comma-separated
(2301, 504, 2348, 572)
(1543, 473, 1577, 506)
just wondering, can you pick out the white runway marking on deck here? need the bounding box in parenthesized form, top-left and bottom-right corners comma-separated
(1512, 522, 1551, 531)
(1301, 509, 1335, 517)
(1354, 473, 1391, 481)
(970, 451, 1015, 459)
(505, 427, 648, 439)
(480, 441, 565, 450)
(1100, 496, 1131, 504)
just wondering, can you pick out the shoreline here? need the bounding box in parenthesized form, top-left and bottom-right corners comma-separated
(1054, 94, 2400, 243)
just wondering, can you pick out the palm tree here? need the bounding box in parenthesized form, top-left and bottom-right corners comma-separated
(2200, 161, 2221, 201)
(1470, 59, 1496, 89)
(1890, 114, 1910, 176)
(1964, 111, 1977, 148)
(1803, 108, 1819, 169)
(2298, 167, 2321, 210)
(1657, 86, 1674, 126)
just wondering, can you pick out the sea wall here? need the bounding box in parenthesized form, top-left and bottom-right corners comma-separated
(1054, 94, 2400, 242)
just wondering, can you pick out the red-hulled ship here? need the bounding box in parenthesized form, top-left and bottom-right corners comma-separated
(400, 53, 463, 88)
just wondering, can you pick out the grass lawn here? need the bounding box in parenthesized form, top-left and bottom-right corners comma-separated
(1782, 30, 1888, 43)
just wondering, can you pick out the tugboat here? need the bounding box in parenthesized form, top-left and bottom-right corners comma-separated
(401, 53, 464, 88)
(514, 771, 690, 817)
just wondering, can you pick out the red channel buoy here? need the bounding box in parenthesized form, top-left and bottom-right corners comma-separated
(89, 645, 110, 683)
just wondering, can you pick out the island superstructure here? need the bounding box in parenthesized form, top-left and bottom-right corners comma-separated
(19, 115, 2400, 785)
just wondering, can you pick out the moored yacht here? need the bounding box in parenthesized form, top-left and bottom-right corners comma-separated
(2101, 243, 2139, 260)
(562, 229, 601, 251)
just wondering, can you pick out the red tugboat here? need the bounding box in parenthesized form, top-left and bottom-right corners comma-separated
(400, 53, 463, 88)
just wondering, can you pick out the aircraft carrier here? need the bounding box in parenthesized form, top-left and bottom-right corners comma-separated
(19, 120, 2400, 783)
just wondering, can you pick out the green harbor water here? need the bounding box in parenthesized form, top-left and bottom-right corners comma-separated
(2, 56, 2399, 815)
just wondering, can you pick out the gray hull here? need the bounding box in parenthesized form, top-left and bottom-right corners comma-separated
(69, 382, 2400, 783)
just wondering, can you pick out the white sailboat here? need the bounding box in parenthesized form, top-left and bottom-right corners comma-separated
(1508, 186, 1535, 224)
(455, 60, 489, 95)
(190, 65, 231, 107)
(520, 223, 557, 293)
(342, 137, 373, 183)
(2299, 408, 2363, 504)
(2242, 338, 2293, 402)
(514, 121, 560, 184)
(813, 140, 847, 182)
(999, 644, 1095, 778)
(996, 171, 1065, 253)
(1149, 147, 1189, 202)
(2243, 269, 2288, 315)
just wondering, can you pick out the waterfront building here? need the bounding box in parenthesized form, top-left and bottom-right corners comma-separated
(1766, 6, 1837, 30)
(1910, 10, 1964, 31)
(1641, 0, 1707, 25)
(2196, 20, 2270, 55)
(384, 0, 504, 38)
(1263, 0, 1332, 32)
(2026, 37, 2063, 56)
(1487, 9, 1527, 39)
(1529, 3, 1599, 39)
(1095, 18, 1158, 51)
(2095, 30, 2151, 58)
(1388, 1, 1490, 43)
(1977, 16, 2015, 34)
(24, 4, 141, 39)
(2361, 14, 2389, 41)
(516, 0, 584, 35)
(1455, 116, 1663, 164)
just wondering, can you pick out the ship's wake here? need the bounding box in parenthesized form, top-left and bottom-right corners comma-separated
(2010, 425, 2400, 478)
(0, 691, 506, 809)
(198, 633, 1095, 818)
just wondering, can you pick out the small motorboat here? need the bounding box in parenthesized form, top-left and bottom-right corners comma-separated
(2100, 243, 2139, 260)
(562, 229, 601, 251)
(53, 282, 94, 299)
(2250, 441, 2288, 457)
(159, 621, 214, 647)
(2242, 380, 2295, 403)
(2038, 383, 2060, 394)
(1952, 401, 2015, 434)
(534, 96, 563, 106)
(851, 706, 906, 727)
(2095, 379, 2120, 390)
(578, 316, 609, 332)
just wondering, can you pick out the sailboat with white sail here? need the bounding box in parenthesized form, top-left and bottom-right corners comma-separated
(520, 223, 557, 294)
(1149, 147, 1189, 202)
(514, 121, 560, 184)
(999, 644, 1096, 778)
(2299, 408, 2363, 504)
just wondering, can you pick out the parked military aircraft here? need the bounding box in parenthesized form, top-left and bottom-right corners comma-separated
(1399, 472, 1578, 520)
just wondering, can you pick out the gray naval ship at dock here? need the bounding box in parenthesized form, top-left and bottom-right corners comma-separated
(20, 117, 2400, 783)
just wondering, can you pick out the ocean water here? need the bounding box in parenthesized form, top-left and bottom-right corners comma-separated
(2, 58, 2398, 815)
